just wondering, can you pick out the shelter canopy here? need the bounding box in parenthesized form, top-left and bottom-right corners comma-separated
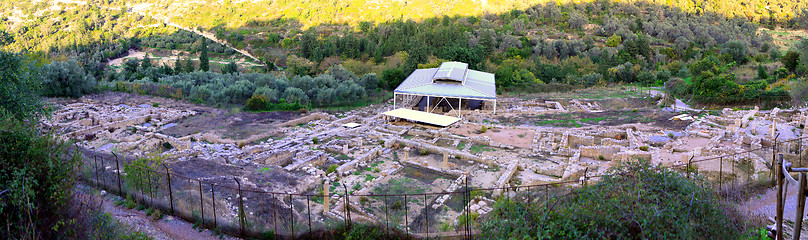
(381, 108, 461, 127)
(394, 62, 496, 100)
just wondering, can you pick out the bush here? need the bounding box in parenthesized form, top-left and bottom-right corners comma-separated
(312, 137, 319, 144)
(419, 149, 428, 155)
(123, 152, 166, 196)
(639, 146, 649, 151)
(782, 51, 800, 72)
(480, 126, 488, 133)
(42, 59, 97, 98)
(790, 80, 808, 103)
(606, 34, 622, 47)
(721, 40, 748, 64)
(757, 64, 769, 81)
(0, 112, 81, 238)
(246, 94, 269, 111)
(479, 161, 749, 239)
(297, 223, 415, 240)
(326, 165, 338, 174)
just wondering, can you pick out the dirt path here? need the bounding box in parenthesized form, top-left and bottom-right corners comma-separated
(107, 49, 264, 68)
(79, 184, 240, 240)
(650, 88, 698, 112)
(129, 3, 264, 66)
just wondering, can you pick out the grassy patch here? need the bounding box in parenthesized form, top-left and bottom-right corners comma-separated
(469, 144, 495, 154)
(456, 141, 466, 150)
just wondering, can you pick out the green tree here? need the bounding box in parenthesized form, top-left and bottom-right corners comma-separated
(42, 59, 97, 98)
(721, 40, 748, 64)
(606, 34, 622, 47)
(141, 55, 152, 69)
(222, 61, 238, 74)
(782, 51, 800, 72)
(199, 45, 209, 72)
(174, 57, 183, 73)
(0, 51, 47, 120)
(757, 64, 769, 81)
(185, 58, 195, 72)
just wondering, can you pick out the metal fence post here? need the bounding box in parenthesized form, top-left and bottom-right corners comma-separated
(234, 178, 245, 237)
(163, 164, 174, 215)
(93, 155, 100, 187)
(424, 194, 428, 239)
(384, 195, 389, 235)
(198, 180, 204, 226)
(465, 177, 470, 240)
(342, 183, 351, 229)
(289, 193, 294, 237)
(719, 157, 723, 194)
(272, 193, 278, 237)
(114, 152, 122, 195)
(211, 184, 217, 229)
(306, 195, 312, 233)
(404, 194, 408, 236)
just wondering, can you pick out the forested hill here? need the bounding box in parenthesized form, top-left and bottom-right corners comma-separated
(133, 0, 808, 29)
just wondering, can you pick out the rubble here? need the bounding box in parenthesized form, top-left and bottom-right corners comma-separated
(49, 92, 805, 233)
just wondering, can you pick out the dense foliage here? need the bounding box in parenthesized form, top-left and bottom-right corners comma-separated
(112, 64, 377, 109)
(140, 0, 808, 29)
(479, 161, 751, 239)
(0, 112, 81, 239)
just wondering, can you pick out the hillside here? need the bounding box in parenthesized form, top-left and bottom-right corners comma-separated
(132, 0, 808, 29)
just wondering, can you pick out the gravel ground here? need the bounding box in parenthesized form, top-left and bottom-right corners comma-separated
(78, 184, 241, 240)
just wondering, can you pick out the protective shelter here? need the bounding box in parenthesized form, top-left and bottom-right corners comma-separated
(383, 62, 496, 127)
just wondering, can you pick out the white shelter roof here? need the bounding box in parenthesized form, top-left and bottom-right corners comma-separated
(394, 62, 496, 100)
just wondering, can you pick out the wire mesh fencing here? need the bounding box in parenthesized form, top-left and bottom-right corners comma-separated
(75, 135, 808, 238)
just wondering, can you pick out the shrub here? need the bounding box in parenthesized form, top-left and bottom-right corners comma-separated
(41, 59, 97, 98)
(790, 81, 808, 103)
(152, 102, 159, 107)
(162, 142, 173, 149)
(326, 164, 338, 174)
(124, 196, 137, 209)
(606, 34, 622, 47)
(479, 161, 749, 239)
(123, 152, 166, 196)
(419, 149, 428, 155)
(298, 223, 414, 240)
(391, 200, 403, 210)
(782, 51, 800, 72)
(151, 209, 163, 221)
(312, 137, 319, 144)
(246, 94, 269, 111)
(0, 113, 81, 238)
(639, 146, 649, 151)
(721, 40, 748, 64)
(598, 155, 605, 160)
(757, 64, 769, 81)
(480, 126, 488, 133)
